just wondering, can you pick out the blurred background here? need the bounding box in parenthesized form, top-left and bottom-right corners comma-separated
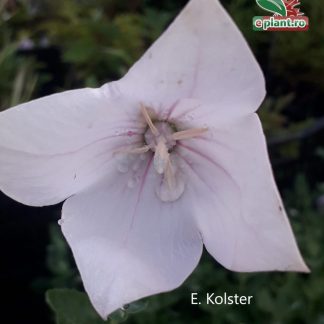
(0, 0, 323, 323)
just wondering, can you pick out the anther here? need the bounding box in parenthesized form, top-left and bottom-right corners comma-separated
(140, 104, 159, 136)
(172, 127, 208, 141)
(114, 145, 150, 155)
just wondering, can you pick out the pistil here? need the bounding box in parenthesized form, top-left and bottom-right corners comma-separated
(153, 137, 170, 175)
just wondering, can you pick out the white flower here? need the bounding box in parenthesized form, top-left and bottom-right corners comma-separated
(0, 0, 308, 319)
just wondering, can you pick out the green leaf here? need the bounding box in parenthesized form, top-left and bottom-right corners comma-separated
(256, 0, 287, 16)
(108, 309, 128, 323)
(46, 289, 142, 324)
(122, 300, 148, 314)
(46, 289, 108, 324)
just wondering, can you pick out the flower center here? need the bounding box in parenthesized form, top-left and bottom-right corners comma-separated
(144, 122, 176, 152)
(115, 104, 208, 203)
(140, 104, 207, 180)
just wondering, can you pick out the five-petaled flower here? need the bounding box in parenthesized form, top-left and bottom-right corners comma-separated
(0, 0, 308, 319)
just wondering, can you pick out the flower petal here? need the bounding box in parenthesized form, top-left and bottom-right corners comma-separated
(0, 84, 143, 206)
(119, 0, 265, 119)
(61, 157, 202, 319)
(177, 114, 309, 272)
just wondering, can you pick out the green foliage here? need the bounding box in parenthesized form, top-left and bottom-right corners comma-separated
(46, 289, 148, 324)
(3, 0, 173, 87)
(46, 289, 110, 324)
(0, 40, 38, 110)
(45, 225, 80, 289)
(269, 0, 324, 91)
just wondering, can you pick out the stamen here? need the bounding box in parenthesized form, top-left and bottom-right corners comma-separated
(140, 104, 159, 136)
(114, 145, 150, 155)
(172, 127, 208, 141)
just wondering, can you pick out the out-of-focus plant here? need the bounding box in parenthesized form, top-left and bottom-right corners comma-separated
(269, 0, 324, 91)
(0, 1, 41, 110)
(4, 0, 173, 87)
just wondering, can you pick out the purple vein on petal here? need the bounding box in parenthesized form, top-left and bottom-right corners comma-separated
(177, 142, 241, 193)
(192, 136, 233, 151)
(177, 144, 266, 268)
(122, 155, 153, 247)
(166, 99, 180, 120)
(175, 151, 240, 269)
(0, 133, 142, 158)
